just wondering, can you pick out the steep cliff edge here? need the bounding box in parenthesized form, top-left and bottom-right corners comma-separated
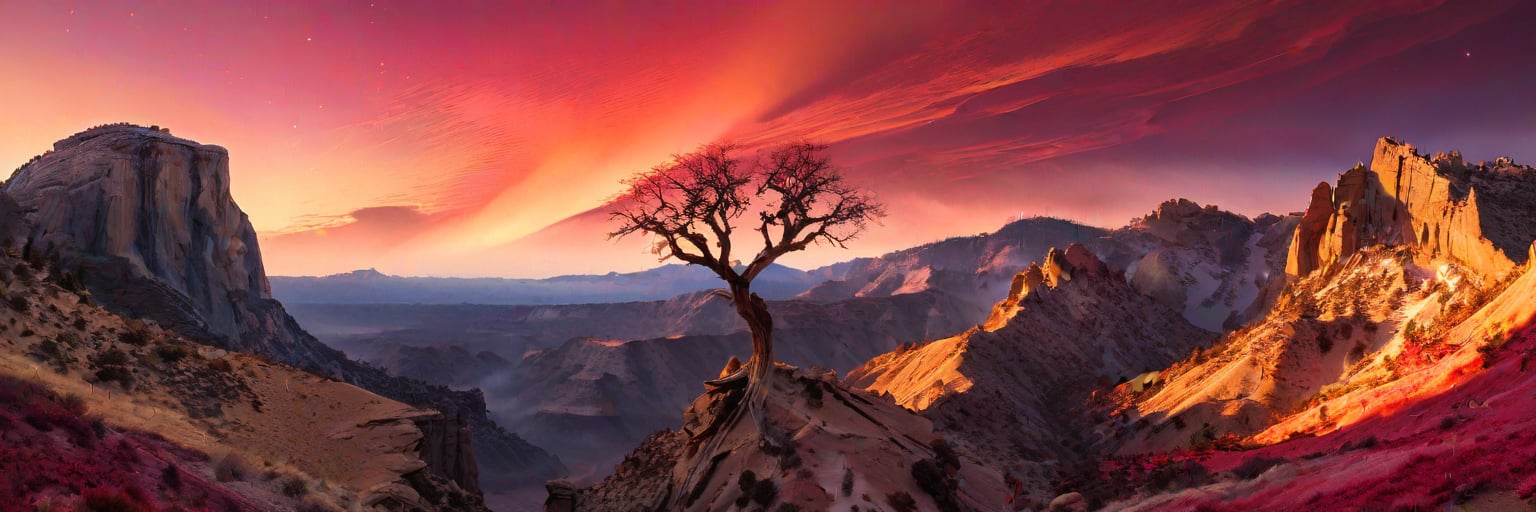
(3, 124, 564, 495)
(1287, 137, 1536, 279)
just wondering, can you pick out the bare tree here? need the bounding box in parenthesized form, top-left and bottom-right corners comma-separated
(610, 140, 883, 399)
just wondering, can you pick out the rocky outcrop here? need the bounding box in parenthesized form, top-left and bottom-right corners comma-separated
(413, 412, 482, 496)
(2, 125, 563, 499)
(1286, 137, 1536, 279)
(4, 125, 332, 366)
(1089, 199, 1298, 331)
(847, 245, 1214, 497)
(573, 366, 1015, 511)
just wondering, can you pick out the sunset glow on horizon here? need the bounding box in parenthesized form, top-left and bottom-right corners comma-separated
(4, 0, 1533, 277)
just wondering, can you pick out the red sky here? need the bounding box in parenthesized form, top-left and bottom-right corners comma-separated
(3, 0, 1532, 277)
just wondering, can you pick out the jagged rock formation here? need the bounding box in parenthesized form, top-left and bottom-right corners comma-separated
(2, 125, 563, 498)
(1094, 234, 1536, 512)
(1070, 140, 1536, 510)
(1112, 140, 1536, 456)
(801, 217, 1108, 313)
(1089, 199, 1299, 331)
(1287, 137, 1536, 279)
(572, 365, 1015, 511)
(846, 244, 1215, 502)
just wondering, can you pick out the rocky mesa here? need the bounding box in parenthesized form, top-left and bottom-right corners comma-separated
(3, 124, 564, 502)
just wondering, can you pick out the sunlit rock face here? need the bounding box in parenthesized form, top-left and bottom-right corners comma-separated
(6, 124, 270, 346)
(1287, 137, 1536, 279)
(846, 244, 1214, 494)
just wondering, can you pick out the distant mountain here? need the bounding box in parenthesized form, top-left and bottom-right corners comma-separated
(270, 263, 819, 305)
(800, 216, 1108, 311)
(1090, 198, 1299, 331)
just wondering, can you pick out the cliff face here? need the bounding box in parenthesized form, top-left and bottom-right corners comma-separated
(1286, 137, 1536, 279)
(2, 125, 563, 498)
(3, 125, 335, 367)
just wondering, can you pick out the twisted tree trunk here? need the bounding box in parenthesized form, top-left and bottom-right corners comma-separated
(731, 285, 776, 441)
(675, 287, 779, 508)
(730, 285, 774, 380)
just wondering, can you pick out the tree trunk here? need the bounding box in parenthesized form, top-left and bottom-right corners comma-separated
(730, 284, 774, 379)
(730, 284, 778, 445)
(675, 285, 779, 507)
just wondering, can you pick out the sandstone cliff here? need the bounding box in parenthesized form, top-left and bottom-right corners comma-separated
(1287, 137, 1536, 279)
(1077, 139, 1536, 509)
(5, 125, 294, 360)
(3, 124, 563, 496)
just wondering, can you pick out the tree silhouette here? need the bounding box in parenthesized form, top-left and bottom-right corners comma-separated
(610, 140, 882, 421)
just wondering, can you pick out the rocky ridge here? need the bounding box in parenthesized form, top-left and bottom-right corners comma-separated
(1113, 140, 1536, 455)
(1069, 141, 1536, 509)
(1287, 137, 1536, 279)
(801, 216, 1108, 313)
(573, 365, 1016, 511)
(845, 243, 1215, 504)
(1090, 199, 1299, 332)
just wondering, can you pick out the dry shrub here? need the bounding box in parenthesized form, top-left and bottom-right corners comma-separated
(281, 475, 310, 498)
(214, 452, 255, 482)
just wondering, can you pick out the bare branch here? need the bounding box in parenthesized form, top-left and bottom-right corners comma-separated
(610, 141, 883, 286)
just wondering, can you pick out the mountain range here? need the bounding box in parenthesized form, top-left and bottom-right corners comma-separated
(5, 125, 1536, 511)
